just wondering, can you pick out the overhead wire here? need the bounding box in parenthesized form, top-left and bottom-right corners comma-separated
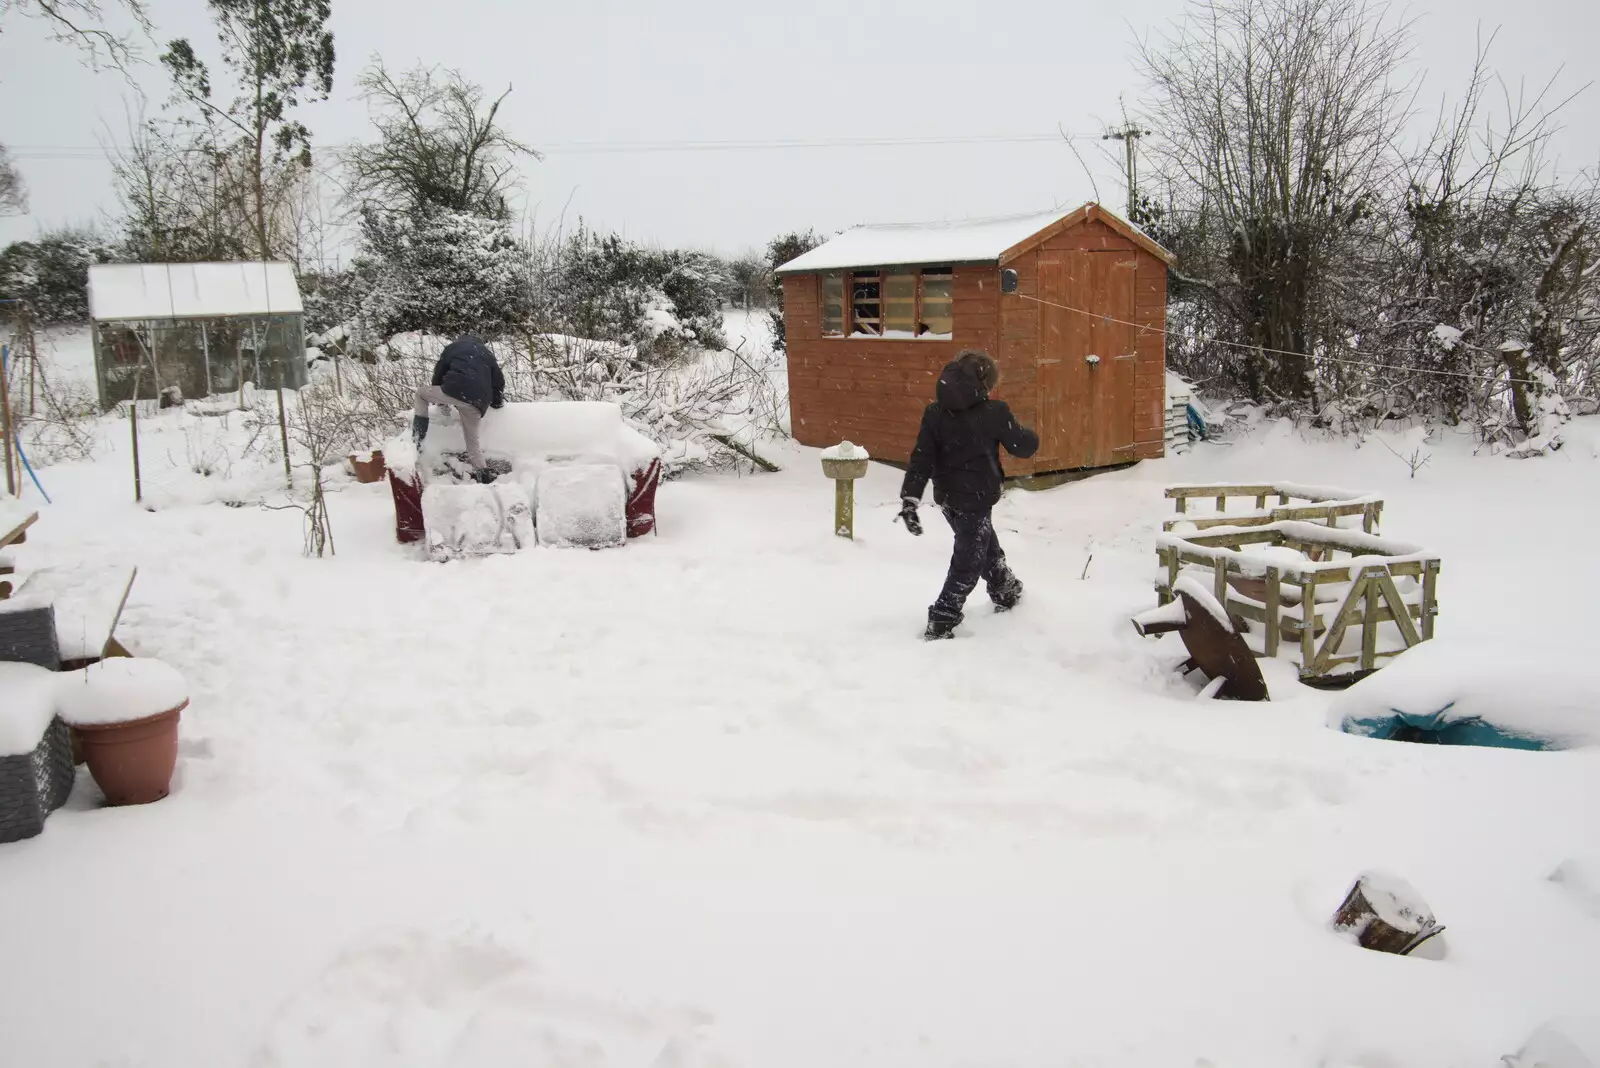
(1011, 291, 1556, 388)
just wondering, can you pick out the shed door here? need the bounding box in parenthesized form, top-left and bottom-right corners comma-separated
(1036, 250, 1138, 468)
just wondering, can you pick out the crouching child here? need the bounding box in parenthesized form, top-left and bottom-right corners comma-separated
(898, 349, 1039, 640)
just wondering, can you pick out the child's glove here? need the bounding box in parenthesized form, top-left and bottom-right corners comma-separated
(898, 497, 923, 536)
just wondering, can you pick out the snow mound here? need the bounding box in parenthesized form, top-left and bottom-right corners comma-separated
(423, 484, 535, 561)
(0, 662, 59, 756)
(821, 440, 869, 461)
(536, 465, 625, 549)
(1329, 639, 1599, 748)
(1503, 1018, 1600, 1068)
(54, 658, 188, 727)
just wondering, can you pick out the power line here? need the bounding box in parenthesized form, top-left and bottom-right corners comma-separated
(4, 131, 1103, 161)
(1012, 292, 1555, 387)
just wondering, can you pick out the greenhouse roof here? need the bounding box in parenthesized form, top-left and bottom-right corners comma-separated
(88, 261, 303, 323)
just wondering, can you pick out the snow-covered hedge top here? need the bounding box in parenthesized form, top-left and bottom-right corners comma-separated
(821, 441, 869, 461)
(1329, 639, 1599, 748)
(1157, 521, 1434, 579)
(55, 658, 189, 727)
(0, 662, 58, 756)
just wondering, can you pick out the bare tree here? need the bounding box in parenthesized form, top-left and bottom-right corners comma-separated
(0, 144, 25, 216)
(342, 59, 537, 220)
(1138, 0, 1413, 402)
(160, 0, 334, 260)
(1, 0, 150, 71)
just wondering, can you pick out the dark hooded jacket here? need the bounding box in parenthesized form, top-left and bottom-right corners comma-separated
(432, 335, 505, 415)
(900, 358, 1039, 513)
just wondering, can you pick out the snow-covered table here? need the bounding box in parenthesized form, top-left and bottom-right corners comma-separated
(13, 565, 138, 665)
(0, 502, 37, 599)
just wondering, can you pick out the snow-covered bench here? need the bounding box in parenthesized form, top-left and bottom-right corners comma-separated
(12, 565, 138, 667)
(385, 401, 663, 552)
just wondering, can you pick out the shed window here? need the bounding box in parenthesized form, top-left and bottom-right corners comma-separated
(820, 275, 844, 336)
(841, 268, 954, 339)
(851, 272, 881, 336)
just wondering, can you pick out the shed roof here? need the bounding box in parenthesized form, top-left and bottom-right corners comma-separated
(88, 261, 303, 322)
(774, 202, 1174, 274)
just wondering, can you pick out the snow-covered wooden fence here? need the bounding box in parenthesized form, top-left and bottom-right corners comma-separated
(1154, 519, 1439, 682)
(1163, 482, 1383, 533)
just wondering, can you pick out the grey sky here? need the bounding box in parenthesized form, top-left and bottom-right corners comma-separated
(2, 0, 1596, 257)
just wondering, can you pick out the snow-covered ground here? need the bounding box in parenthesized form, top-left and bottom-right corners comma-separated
(2, 326, 1599, 1067)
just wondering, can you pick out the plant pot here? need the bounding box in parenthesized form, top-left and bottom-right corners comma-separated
(350, 450, 387, 484)
(75, 701, 186, 806)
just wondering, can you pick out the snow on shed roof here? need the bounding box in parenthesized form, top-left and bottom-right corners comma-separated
(774, 202, 1173, 274)
(88, 261, 303, 322)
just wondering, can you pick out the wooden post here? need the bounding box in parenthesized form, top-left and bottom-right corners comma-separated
(1361, 569, 1380, 671)
(1279, 493, 1289, 506)
(1299, 575, 1317, 672)
(1421, 560, 1439, 640)
(834, 478, 854, 539)
(1255, 494, 1267, 509)
(275, 369, 292, 488)
(1161, 548, 1180, 606)
(0, 342, 15, 497)
(1264, 565, 1281, 658)
(130, 403, 142, 503)
(1215, 493, 1226, 513)
(1212, 556, 1228, 604)
(1175, 496, 1187, 514)
(200, 320, 213, 398)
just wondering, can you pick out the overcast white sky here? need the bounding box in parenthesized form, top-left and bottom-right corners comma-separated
(2, 0, 1596, 257)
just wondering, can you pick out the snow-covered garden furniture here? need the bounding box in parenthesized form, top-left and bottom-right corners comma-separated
(0, 662, 76, 843)
(421, 483, 535, 561)
(56, 658, 188, 806)
(0, 500, 38, 600)
(1154, 520, 1440, 683)
(14, 564, 138, 668)
(386, 401, 662, 550)
(535, 465, 626, 548)
(1132, 576, 1268, 700)
(0, 604, 74, 843)
(1163, 482, 1383, 534)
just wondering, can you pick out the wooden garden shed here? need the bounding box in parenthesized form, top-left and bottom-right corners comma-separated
(776, 202, 1173, 474)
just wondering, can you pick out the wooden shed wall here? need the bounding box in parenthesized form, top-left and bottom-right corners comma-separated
(782, 214, 1167, 475)
(784, 265, 1001, 466)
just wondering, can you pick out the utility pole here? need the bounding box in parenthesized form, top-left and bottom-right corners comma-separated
(1103, 122, 1147, 219)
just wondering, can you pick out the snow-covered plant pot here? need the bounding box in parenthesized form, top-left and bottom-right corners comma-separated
(348, 450, 387, 484)
(0, 663, 76, 843)
(55, 659, 188, 806)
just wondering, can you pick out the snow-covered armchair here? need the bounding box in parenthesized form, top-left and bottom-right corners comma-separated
(385, 401, 663, 549)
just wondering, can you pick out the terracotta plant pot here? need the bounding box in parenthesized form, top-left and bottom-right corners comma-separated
(349, 450, 387, 484)
(75, 700, 186, 805)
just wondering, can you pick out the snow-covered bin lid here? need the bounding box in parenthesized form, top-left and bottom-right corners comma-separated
(55, 658, 189, 728)
(0, 662, 59, 756)
(821, 441, 870, 461)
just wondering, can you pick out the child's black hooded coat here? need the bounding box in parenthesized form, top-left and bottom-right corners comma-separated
(899, 358, 1039, 513)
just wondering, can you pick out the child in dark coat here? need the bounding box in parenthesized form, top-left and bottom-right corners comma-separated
(412, 334, 505, 483)
(899, 350, 1039, 640)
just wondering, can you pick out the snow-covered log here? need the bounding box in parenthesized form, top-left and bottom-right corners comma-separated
(1331, 871, 1443, 955)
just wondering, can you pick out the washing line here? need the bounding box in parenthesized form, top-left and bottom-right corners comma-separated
(1011, 292, 1556, 388)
